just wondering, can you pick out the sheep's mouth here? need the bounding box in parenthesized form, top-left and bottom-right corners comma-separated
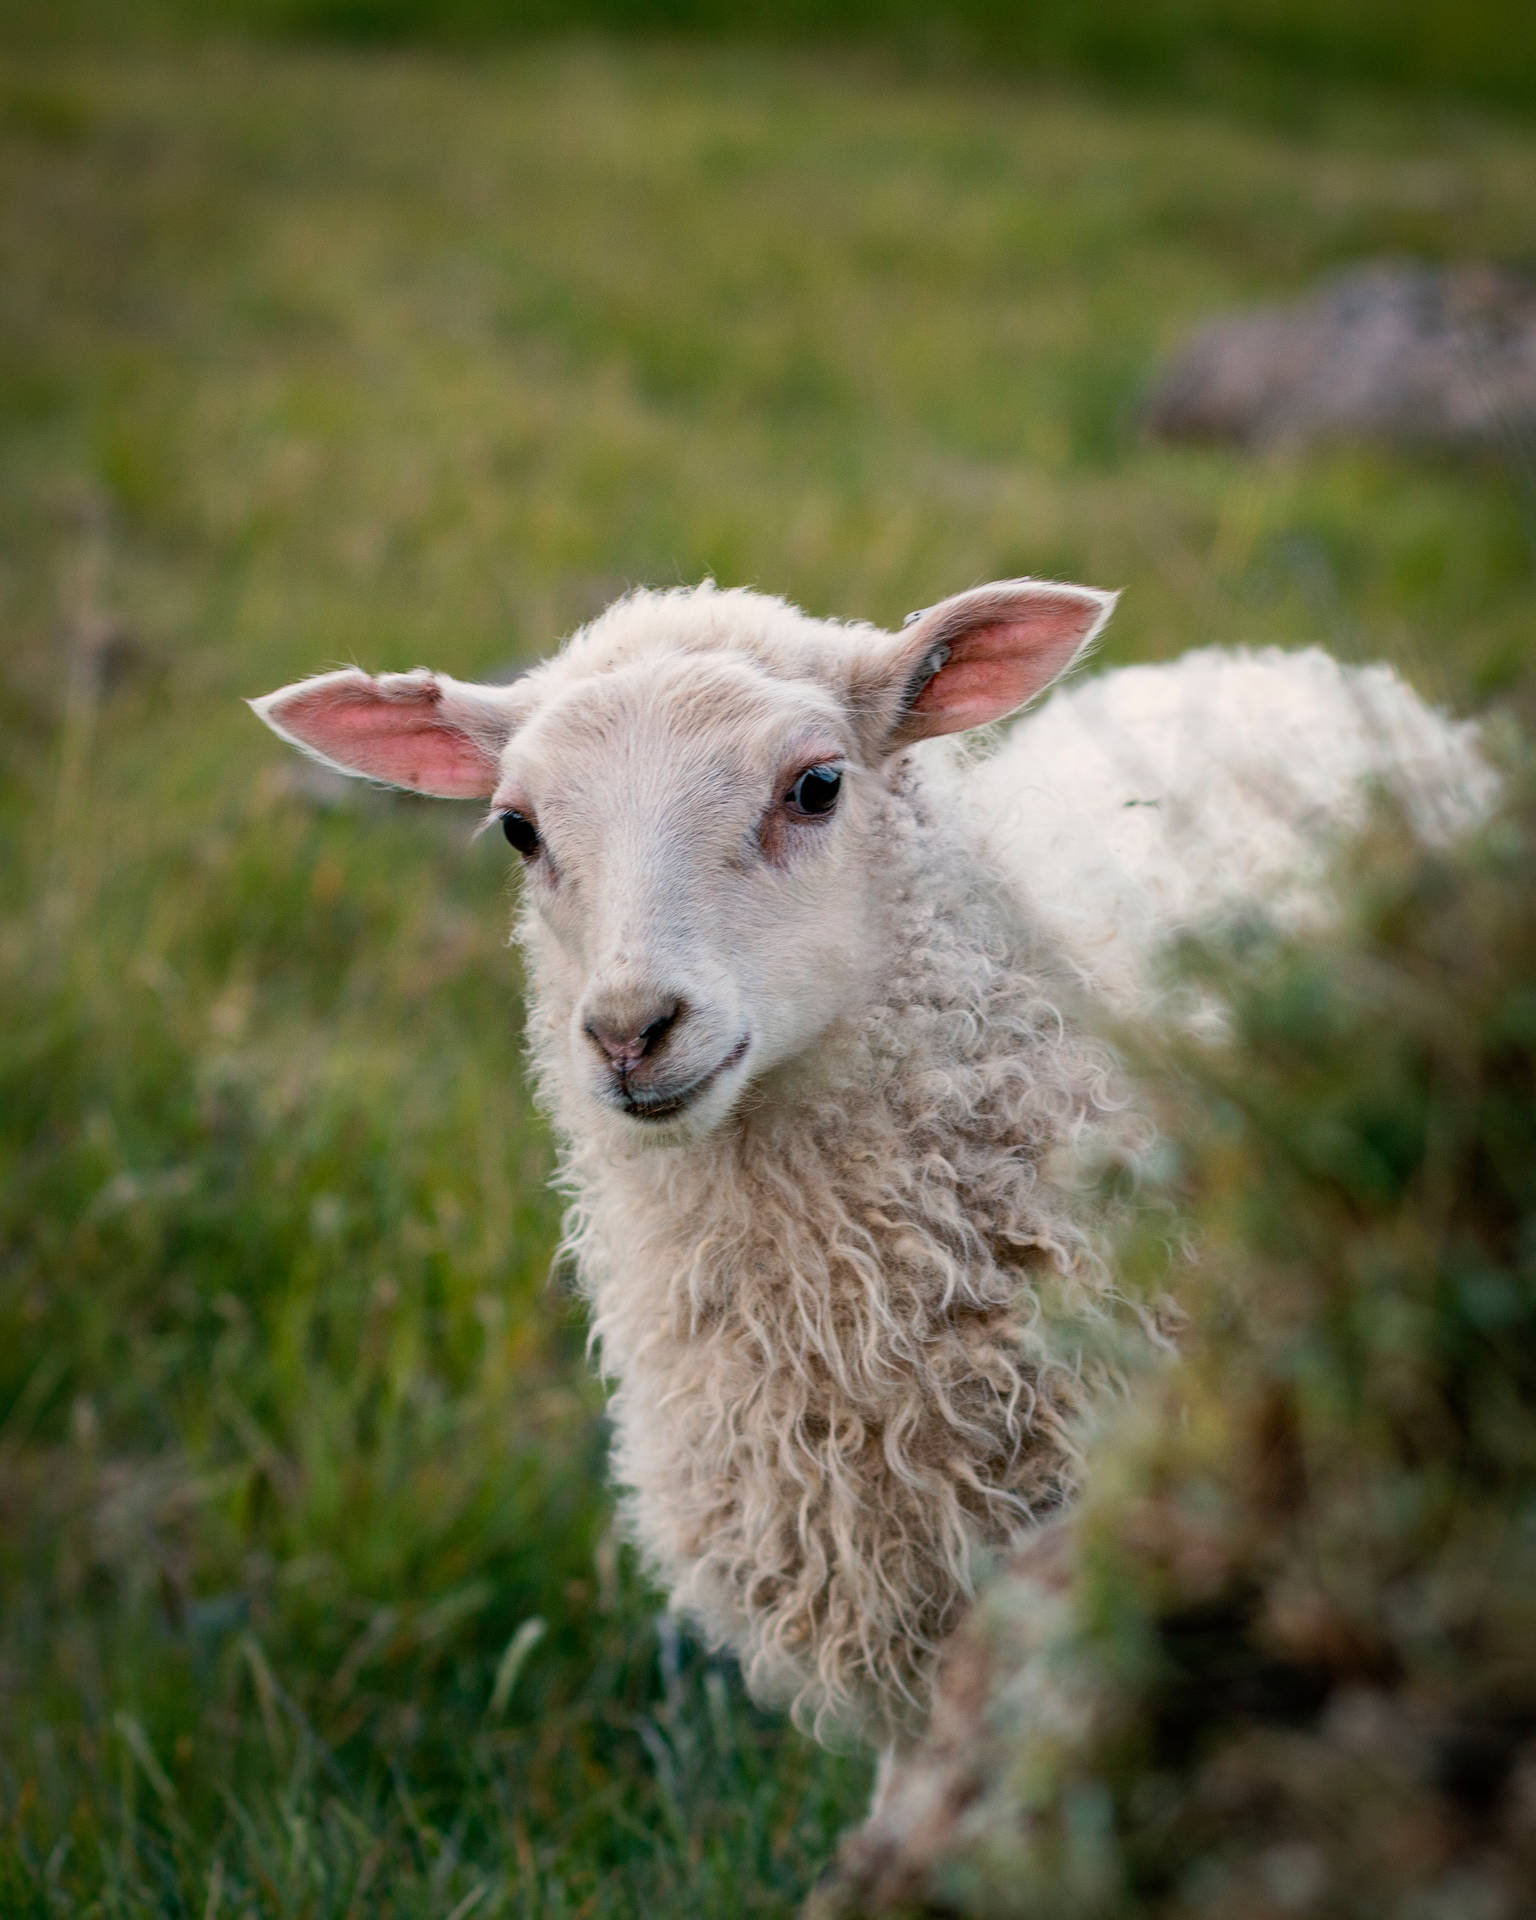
(620, 1035, 750, 1122)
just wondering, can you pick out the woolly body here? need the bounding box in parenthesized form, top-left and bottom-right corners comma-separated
(975, 645, 1497, 1014)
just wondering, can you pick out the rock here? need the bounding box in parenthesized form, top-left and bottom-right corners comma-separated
(1144, 261, 1536, 452)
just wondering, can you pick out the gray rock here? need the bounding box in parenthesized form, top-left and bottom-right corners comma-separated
(1144, 261, 1536, 452)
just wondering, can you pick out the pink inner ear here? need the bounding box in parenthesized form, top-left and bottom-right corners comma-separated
(905, 589, 1107, 739)
(908, 622, 1064, 731)
(262, 673, 501, 798)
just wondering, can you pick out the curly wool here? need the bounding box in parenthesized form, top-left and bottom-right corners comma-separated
(527, 762, 1131, 1745)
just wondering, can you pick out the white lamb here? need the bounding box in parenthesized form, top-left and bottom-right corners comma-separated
(251, 579, 1492, 1751)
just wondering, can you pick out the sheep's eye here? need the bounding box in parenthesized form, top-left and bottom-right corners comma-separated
(501, 810, 540, 857)
(787, 765, 842, 816)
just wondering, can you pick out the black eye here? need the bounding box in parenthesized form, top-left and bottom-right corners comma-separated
(787, 765, 842, 816)
(501, 810, 540, 857)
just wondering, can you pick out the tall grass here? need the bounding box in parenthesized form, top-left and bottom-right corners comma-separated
(1, 32, 1533, 1916)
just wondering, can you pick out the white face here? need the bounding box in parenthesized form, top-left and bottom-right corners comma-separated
(495, 651, 876, 1143)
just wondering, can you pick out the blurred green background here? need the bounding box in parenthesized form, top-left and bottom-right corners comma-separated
(10, 0, 1536, 118)
(1, 1, 1533, 1913)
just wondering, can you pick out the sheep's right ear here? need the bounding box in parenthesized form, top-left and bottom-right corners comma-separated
(854, 579, 1117, 756)
(249, 668, 525, 799)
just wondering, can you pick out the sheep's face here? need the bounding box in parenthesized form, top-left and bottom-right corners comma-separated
(251, 578, 1116, 1143)
(494, 650, 880, 1140)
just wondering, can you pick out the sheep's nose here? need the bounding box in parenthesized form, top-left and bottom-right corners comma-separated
(583, 997, 683, 1078)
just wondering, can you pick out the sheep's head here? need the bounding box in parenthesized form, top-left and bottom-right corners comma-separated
(252, 578, 1115, 1141)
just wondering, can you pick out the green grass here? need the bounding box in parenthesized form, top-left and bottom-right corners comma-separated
(1, 32, 1534, 1917)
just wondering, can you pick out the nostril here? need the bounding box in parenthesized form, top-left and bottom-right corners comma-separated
(638, 1000, 681, 1057)
(585, 998, 685, 1073)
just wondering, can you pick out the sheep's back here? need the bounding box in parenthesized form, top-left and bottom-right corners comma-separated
(955, 645, 1494, 1014)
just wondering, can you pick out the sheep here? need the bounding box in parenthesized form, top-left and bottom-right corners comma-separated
(251, 578, 1493, 1752)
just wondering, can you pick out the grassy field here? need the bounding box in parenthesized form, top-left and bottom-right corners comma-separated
(1, 33, 1534, 1917)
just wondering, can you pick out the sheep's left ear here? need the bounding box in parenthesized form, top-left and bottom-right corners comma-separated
(863, 579, 1117, 754)
(249, 667, 528, 798)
